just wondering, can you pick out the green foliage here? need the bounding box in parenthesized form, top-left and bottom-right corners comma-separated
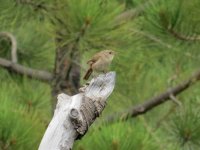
(142, 0, 200, 42)
(0, 75, 50, 150)
(51, 0, 134, 51)
(0, 0, 45, 27)
(0, 0, 55, 70)
(74, 120, 159, 150)
(165, 103, 200, 150)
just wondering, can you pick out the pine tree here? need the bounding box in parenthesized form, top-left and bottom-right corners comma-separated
(0, 0, 200, 149)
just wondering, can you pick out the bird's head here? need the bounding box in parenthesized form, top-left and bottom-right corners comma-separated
(103, 50, 116, 60)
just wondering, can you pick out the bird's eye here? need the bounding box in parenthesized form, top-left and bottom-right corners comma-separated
(109, 52, 112, 54)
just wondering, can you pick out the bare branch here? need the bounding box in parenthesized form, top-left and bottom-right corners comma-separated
(105, 69, 200, 122)
(0, 58, 53, 82)
(168, 28, 200, 41)
(0, 31, 53, 82)
(0, 32, 18, 63)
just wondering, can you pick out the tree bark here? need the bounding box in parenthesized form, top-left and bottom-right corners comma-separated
(51, 40, 81, 109)
(39, 72, 116, 150)
(51, 19, 90, 109)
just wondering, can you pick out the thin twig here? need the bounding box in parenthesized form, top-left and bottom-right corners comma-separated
(168, 28, 200, 41)
(169, 94, 182, 106)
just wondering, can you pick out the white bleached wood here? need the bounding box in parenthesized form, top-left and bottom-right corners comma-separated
(38, 72, 116, 150)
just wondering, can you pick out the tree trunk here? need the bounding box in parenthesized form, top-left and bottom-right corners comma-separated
(51, 40, 80, 109)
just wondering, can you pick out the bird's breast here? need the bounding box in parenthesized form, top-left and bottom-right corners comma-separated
(91, 58, 111, 72)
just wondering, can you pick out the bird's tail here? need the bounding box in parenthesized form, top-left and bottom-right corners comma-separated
(83, 68, 93, 80)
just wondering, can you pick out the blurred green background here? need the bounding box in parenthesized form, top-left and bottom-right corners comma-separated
(0, 0, 200, 149)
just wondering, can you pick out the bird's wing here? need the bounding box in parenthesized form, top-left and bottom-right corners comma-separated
(87, 54, 101, 65)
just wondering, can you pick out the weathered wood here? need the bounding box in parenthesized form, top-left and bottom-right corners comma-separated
(39, 72, 116, 150)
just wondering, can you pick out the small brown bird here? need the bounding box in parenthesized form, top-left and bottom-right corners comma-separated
(83, 50, 116, 80)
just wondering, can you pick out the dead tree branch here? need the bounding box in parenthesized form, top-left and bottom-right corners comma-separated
(39, 72, 116, 150)
(0, 58, 53, 81)
(106, 69, 200, 122)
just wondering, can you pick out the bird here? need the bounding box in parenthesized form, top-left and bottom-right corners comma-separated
(83, 50, 116, 80)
